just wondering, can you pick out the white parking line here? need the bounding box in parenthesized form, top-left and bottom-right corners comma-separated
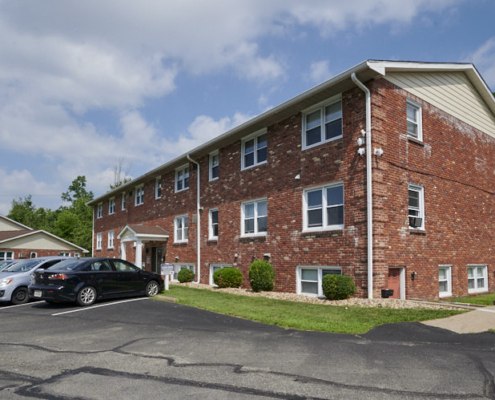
(52, 297, 149, 316)
(0, 302, 35, 310)
(477, 308, 495, 314)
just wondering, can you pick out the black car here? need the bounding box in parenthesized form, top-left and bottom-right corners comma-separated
(29, 257, 164, 306)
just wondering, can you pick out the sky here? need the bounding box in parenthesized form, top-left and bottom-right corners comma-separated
(0, 0, 494, 215)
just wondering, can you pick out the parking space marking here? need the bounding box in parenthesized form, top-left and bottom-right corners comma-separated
(52, 297, 149, 316)
(0, 302, 35, 311)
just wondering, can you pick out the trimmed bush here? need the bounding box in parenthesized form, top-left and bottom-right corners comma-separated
(322, 274, 356, 300)
(249, 260, 275, 292)
(213, 267, 243, 288)
(177, 268, 195, 283)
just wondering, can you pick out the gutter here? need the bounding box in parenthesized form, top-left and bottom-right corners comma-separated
(351, 73, 373, 299)
(186, 154, 201, 284)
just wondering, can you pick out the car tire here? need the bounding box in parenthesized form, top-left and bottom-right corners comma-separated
(12, 287, 29, 305)
(145, 281, 159, 297)
(76, 286, 97, 306)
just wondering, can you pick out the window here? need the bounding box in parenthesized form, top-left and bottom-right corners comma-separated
(135, 185, 144, 206)
(303, 182, 344, 231)
(108, 230, 114, 249)
(114, 260, 138, 272)
(174, 215, 189, 243)
(407, 100, 422, 141)
(122, 193, 126, 210)
(242, 130, 267, 170)
(209, 151, 219, 181)
(0, 251, 13, 260)
(209, 264, 233, 286)
(175, 165, 189, 192)
(242, 198, 267, 236)
(172, 263, 195, 282)
(96, 233, 102, 250)
(97, 203, 103, 219)
(155, 177, 162, 199)
(108, 198, 115, 215)
(408, 184, 425, 229)
(30, 252, 38, 258)
(468, 265, 488, 293)
(209, 208, 219, 240)
(297, 266, 342, 297)
(303, 97, 342, 150)
(439, 266, 452, 298)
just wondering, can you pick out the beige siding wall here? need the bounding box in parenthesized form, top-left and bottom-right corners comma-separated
(2, 232, 78, 250)
(385, 71, 495, 138)
(0, 219, 24, 231)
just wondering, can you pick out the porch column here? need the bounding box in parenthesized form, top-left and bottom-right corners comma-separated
(121, 241, 126, 261)
(135, 240, 143, 269)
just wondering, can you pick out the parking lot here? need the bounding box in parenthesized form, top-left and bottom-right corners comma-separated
(1, 298, 494, 399)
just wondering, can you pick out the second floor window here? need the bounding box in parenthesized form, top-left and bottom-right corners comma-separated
(242, 198, 267, 236)
(242, 131, 267, 170)
(303, 98, 342, 149)
(155, 177, 162, 199)
(210, 152, 219, 180)
(108, 198, 115, 215)
(97, 203, 103, 219)
(407, 100, 422, 141)
(135, 185, 144, 206)
(122, 193, 126, 210)
(176, 165, 189, 192)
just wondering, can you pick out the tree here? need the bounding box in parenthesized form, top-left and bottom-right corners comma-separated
(61, 176, 93, 203)
(110, 158, 132, 189)
(7, 195, 57, 230)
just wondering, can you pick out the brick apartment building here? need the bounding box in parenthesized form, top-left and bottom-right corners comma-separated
(88, 60, 495, 301)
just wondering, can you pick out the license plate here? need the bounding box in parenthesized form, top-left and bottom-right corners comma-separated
(34, 290, 42, 298)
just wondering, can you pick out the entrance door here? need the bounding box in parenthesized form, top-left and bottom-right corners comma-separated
(151, 247, 163, 274)
(388, 268, 401, 299)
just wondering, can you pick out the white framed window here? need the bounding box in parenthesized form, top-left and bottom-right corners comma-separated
(108, 197, 115, 215)
(58, 252, 69, 257)
(122, 193, 126, 210)
(0, 251, 13, 260)
(209, 208, 219, 240)
(155, 177, 162, 199)
(175, 165, 189, 192)
(172, 263, 195, 282)
(303, 182, 344, 232)
(439, 265, 452, 298)
(209, 151, 219, 181)
(302, 96, 342, 150)
(174, 215, 189, 243)
(135, 185, 144, 206)
(408, 184, 425, 230)
(96, 233, 102, 250)
(74, 253, 81, 258)
(97, 203, 103, 219)
(209, 264, 233, 286)
(241, 130, 267, 170)
(407, 99, 422, 141)
(241, 198, 267, 236)
(468, 265, 488, 293)
(108, 230, 114, 249)
(297, 266, 342, 297)
(30, 252, 38, 258)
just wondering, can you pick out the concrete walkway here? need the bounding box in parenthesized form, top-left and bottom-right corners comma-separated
(422, 305, 495, 334)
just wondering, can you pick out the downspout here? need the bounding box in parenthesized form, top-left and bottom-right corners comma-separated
(351, 72, 373, 299)
(91, 207, 95, 257)
(186, 154, 201, 283)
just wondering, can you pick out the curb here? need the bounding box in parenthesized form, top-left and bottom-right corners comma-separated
(154, 294, 178, 303)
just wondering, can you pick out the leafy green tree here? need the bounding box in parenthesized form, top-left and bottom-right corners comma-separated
(7, 195, 57, 230)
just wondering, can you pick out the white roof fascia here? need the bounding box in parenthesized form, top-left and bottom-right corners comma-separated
(0, 230, 89, 253)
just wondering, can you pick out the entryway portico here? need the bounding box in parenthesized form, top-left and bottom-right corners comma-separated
(117, 224, 169, 269)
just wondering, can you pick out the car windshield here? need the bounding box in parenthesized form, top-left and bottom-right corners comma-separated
(0, 260, 14, 270)
(47, 259, 83, 271)
(3, 259, 40, 273)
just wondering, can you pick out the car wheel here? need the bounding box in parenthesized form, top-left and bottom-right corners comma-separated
(76, 286, 96, 306)
(145, 281, 159, 297)
(12, 287, 29, 305)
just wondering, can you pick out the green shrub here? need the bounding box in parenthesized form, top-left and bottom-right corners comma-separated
(177, 268, 195, 283)
(213, 267, 243, 288)
(322, 274, 356, 300)
(249, 260, 275, 292)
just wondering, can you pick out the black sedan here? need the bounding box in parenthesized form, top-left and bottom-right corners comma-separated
(29, 257, 164, 306)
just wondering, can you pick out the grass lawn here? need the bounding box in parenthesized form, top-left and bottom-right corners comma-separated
(161, 286, 465, 334)
(447, 292, 495, 306)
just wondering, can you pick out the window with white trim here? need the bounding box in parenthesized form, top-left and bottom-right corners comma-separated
(209, 264, 233, 286)
(96, 233, 102, 250)
(97, 203, 103, 219)
(108, 197, 115, 215)
(302, 97, 342, 150)
(209, 208, 219, 240)
(242, 198, 267, 236)
(408, 184, 425, 229)
(0, 251, 13, 260)
(175, 165, 189, 192)
(135, 185, 144, 206)
(439, 265, 452, 298)
(30, 252, 38, 258)
(407, 100, 422, 141)
(172, 263, 195, 282)
(108, 230, 114, 249)
(242, 130, 267, 170)
(58, 252, 69, 257)
(297, 266, 342, 297)
(303, 182, 344, 231)
(155, 177, 162, 199)
(122, 193, 126, 210)
(174, 215, 189, 243)
(209, 151, 219, 181)
(468, 265, 488, 293)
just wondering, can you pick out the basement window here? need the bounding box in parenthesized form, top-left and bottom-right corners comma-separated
(297, 266, 342, 297)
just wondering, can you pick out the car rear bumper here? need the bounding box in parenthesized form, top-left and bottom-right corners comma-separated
(29, 285, 77, 302)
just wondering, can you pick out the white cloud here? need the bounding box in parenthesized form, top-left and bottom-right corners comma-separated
(466, 37, 495, 90)
(307, 60, 332, 84)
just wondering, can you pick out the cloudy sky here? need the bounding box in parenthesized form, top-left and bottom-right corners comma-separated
(0, 0, 494, 214)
